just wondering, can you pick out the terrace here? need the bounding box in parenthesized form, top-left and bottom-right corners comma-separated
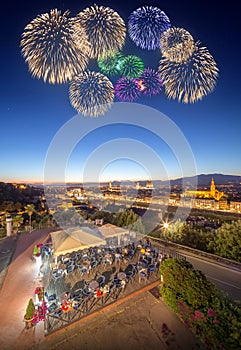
(39, 239, 161, 335)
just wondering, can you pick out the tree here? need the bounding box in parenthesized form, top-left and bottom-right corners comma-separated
(12, 214, 24, 233)
(116, 209, 139, 228)
(160, 258, 241, 349)
(130, 217, 145, 234)
(207, 220, 241, 262)
(4, 201, 15, 212)
(159, 220, 186, 243)
(15, 202, 22, 212)
(24, 204, 35, 228)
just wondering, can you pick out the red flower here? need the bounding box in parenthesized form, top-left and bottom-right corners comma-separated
(192, 310, 206, 321)
(207, 308, 218, 317)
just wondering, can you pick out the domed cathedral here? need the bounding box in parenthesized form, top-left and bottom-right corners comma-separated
(183, 178, 226, 201)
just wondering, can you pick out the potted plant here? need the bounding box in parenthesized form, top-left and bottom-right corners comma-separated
(23, 298, 35, 329)
(32, 300, 48, 325)
(34, 286, 44, 302)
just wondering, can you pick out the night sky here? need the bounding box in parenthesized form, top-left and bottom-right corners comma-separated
(1, 0, 241, 183)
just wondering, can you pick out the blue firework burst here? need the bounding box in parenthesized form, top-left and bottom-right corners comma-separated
(128, 6, 171, 50)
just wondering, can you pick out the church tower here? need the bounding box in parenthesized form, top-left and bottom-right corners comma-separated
(210, 178, 216, 198)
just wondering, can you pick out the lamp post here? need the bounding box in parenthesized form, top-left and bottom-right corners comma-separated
(163, 222, 169, 229)
(6, 215, 12, 237)
(160, 219, 170, 248)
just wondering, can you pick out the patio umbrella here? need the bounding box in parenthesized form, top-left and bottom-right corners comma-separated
(50, 227, 106, 257)
(97, 224, 131, 245)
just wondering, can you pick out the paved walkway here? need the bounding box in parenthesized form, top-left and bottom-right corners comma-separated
(0, 230, 201, 350)
(31, 288, 200, 350)
(0, 229, 53, 350)
(0, 235, 18, 289)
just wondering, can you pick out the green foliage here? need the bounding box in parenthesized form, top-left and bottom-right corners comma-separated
(151, 218, 241, 263)
(0, 182, 42, 210)
(207, 221, 241, 262)
(115, 209, 142, 231)
(25, 298, 35, 320)
(91, 210, 115, 225)
(12, 214, 24, 230)
(160, 258, 241, 349)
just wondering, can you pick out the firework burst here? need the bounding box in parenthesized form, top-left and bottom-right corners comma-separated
(69, 70, 114, 117)
(158, 42, 219, 103)
(20, 9, 91, 84)
(160, 27, 195, 62)
(119, 55, 144, 78)
(128, 6, 171, 50)
(98, 51, 125, 76)
(77, 4, 126, 59)
(138, 68, 163, 96)
(115, 77, 141, 102)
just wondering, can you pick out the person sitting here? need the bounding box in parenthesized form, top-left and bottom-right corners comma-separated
(101, 285, 110, 295)
(140, 247, 146, 256)
(63, 291, 70, 300)
(115, 253, 121, 263)
(121, 279, 126, 289)
(96, 288, 103, 298)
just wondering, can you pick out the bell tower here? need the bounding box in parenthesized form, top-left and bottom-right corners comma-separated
(210, 178, 216, 198)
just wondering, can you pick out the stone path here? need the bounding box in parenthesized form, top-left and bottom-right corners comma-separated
(0, 229, 53, 350)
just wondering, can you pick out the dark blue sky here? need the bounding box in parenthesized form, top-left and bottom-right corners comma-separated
(1, 0, 241, 183)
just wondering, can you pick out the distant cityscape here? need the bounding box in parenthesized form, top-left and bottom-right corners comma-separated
(43, 174, 241, 215)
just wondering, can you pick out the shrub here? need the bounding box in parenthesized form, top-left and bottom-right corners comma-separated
(25, 298, 35, 320)
(160, 258, 241, 349)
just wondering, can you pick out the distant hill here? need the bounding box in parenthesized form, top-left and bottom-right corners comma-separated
(25, 173, 241, 188)
(169, 174, 241, 186)
(0, 182, 42, 205)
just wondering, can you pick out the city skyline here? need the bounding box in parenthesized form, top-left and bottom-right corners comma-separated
(1, 0, 241, 183)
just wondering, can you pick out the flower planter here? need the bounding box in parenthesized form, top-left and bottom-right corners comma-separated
(23, 316, 34, 329)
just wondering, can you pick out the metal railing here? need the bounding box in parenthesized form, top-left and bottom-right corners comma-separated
(148, 236, 241, 270)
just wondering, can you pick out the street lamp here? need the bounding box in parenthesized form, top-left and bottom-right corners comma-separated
(163, 222, 169, 229)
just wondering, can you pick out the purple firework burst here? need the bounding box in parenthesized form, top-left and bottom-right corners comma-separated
(114, 77, 141, 102)
(139, 68, 163, 96)
(128, 6, 171, 50)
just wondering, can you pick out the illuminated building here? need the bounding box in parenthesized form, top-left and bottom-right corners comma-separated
(183, 178, 226, 201)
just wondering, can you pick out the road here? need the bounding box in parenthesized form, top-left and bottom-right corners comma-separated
(154, 241, 241, 303)
(184, 253, 241, 302)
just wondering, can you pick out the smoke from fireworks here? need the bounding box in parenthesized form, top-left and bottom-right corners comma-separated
(98, 51, 124, 76)
(115, 77, 141, 102)
(160, 27, 195, 62)
(20, 9, 91, 84)
(77, 4, 126, 59)
(69, 70, 114, 117)
(138, 68, 163, 96)
(119, 55, 144, 78)
(158, 42, 219, 103)
(128, 6, 171, 50)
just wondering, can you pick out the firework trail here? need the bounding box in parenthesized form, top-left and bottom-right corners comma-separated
(20, 9, 91, 84)
(158, 42, 219, 103)
(119, 55, 144, 78)
(114, 77, 141, 102)
(69, 70, 114, 117)
(77, 4, 126, 59)
(160, 27, 195, 62)
(128, 6, 171, 50)
(98, 51, 125, 76)
(138, 68, 163, 96)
